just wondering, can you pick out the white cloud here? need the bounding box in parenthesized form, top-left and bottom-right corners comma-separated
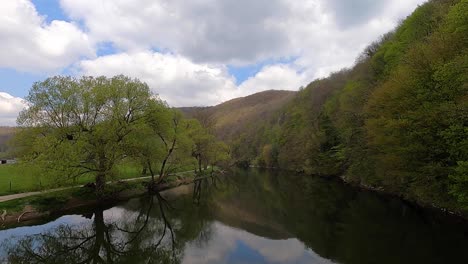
(58, 0, 426, 107)
(0, 92, 26, 126)
(78, 51, 310, 106)
(60, 0, 294, 65)
(238, 64, 308, 94)
(0, 0, 94, 72)
(0, 0, 428, 117)
(78, 51, 237, 106)
(283, 0, 427, 80)
(323, 0, 388, 28)
(59, 0, 426, 69)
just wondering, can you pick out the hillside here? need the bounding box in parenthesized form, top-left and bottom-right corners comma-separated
(225, 0, 468, 213)
(180, 90, 296, 141)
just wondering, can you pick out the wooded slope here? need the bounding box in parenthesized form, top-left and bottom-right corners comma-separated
(199, 0, 468, 212)
(180, 90, 296, 141)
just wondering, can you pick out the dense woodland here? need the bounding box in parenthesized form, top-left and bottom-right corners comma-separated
(189, 0, 467, 212)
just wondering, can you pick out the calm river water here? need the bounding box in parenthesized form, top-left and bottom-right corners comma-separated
(1, 169, 468, 263)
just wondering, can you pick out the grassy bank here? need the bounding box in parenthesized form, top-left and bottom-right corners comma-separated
(0, 161, 197, 196)
(0, 169, 213, 229)
(0, 180, 147, 214)
(0, 163, 139, 196)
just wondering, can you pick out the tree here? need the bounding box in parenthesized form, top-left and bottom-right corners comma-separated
(187, 120, 229, 174)
(204, 141, 230, 173)
(128, 105, 193, 190)
(16, 75, 152, 196)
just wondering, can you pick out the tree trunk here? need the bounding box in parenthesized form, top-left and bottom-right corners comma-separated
(157, 138, 176, 185)
(95, 172, 106, 198)
(159, 157, 168, 184)
(198, 157, 202, 175)
(96, 151, 107, 198)
(147, 160, 156, 192)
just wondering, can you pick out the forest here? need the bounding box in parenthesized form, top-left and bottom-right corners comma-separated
(217, 0, 468, 212)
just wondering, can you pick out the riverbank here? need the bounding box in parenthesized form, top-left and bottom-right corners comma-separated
(337, 174, 468, 221)
(0, 162, 146, 196)
(0, 168, 198, 203)
(0, 172, 219, 229)
(251, 166, 468, 221)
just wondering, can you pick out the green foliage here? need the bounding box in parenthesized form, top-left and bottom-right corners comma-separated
(126, 103, 196, 185)
(14, 75, 155, 194)
(449, 161, 468, 205)
(12, 75, 224, 195)
(229, 0, 468, 212)
(364, 0, 467, 205)
(187, 119, 230, 173)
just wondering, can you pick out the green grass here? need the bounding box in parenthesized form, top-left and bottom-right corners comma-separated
(0, 188, 90, 214)
(0, 160, 198, 196)
(0, 180, 149, 214)
(0, 164, 46, 196)
(0, 170, 200, 214)
(0, 162, 144, 196)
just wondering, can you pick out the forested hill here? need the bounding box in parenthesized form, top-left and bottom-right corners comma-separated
(179, 90, 296, 141)
(195, 0, 468, 213)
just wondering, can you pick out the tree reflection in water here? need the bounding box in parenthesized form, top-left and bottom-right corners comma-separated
(193, 174, 222, 205)
(2, 192, 184, 264)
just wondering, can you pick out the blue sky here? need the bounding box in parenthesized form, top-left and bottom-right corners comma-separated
(0, 0, 426, 125)
(31, 0, 67, 22)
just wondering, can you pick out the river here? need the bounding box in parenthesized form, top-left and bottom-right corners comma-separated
(1, 169, 468, 263)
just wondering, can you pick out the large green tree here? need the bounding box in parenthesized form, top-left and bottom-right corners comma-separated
(16, 75, 153, 195)
(128, 104, 194, 189)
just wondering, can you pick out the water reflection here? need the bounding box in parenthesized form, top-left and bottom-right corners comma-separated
(1, 169, 468, 264)
(2, 193, 181, 263)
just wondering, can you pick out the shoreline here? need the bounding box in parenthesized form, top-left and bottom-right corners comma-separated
(337, 175, 468, 221)
(0, 174, 215, 229)
(1, 167, 467, 229)
(250, 166, 468, 222)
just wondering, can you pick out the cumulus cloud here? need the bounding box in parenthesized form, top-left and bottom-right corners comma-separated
(238, 64, 308, 94)
(0, 92, 26, 126)
(57, 0, 426, 106)
(0, 0, 94, 72)
(78, 51, 236, 106)
(0, 0, 428, 121)
(60, 0, 294, 65)
(78, 51, 307, 106)
(60, 0, 426, 68)
(323, 0, 388, 28)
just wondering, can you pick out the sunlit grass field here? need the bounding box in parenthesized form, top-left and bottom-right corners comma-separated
(0, 161, 146, 196)
(0, 160, 198, 196)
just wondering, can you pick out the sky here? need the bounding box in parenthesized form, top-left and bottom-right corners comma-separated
(0, 0, 427, 126)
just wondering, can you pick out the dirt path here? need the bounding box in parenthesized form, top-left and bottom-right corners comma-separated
(0, 171, 194, 203)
